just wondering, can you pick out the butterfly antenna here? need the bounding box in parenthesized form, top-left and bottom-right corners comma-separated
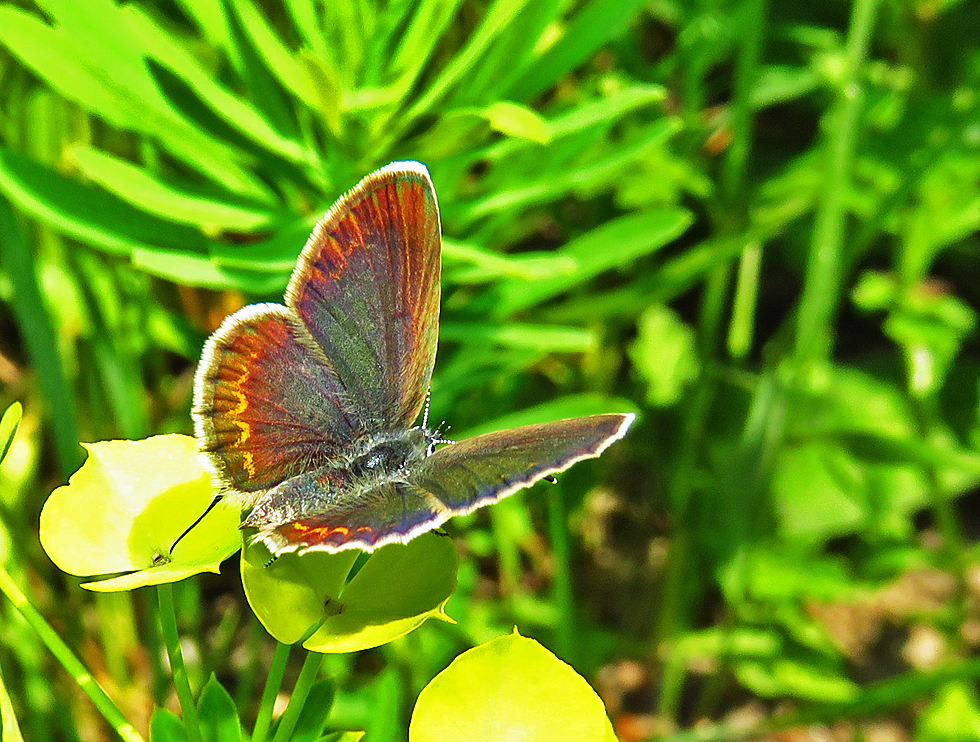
(422, 389, 432, 429)
(170, 495, 221, 555)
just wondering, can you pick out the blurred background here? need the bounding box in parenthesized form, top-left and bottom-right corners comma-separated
(2, 0, 980, 739)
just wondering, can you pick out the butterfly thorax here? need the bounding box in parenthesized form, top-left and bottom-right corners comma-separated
(345, 427, 433, 481)
(241, 426, 439, 534)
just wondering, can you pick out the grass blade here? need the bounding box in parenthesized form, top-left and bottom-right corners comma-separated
(0, 196, 80, 476)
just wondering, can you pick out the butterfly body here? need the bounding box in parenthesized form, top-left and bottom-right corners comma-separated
(193, 162, 633, 556)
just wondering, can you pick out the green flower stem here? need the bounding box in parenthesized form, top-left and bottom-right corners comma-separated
(547, 482, 576, 665)
(655, 365, 718, 718)
(156, 584, 202, 742)
(721, 0, 767, 362)
(794, 0, 881, 367)
(0, 566, 144, 742)
(251, 641, 291, 742)
(271, 650, 324, 742)
(727, 241, 762, 359)
(914, 398, 970, 643)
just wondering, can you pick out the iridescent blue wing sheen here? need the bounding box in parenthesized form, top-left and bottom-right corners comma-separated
(192, 305, 365, 498)
(286, 162, 441, 431)
(409, 414, 635, 515)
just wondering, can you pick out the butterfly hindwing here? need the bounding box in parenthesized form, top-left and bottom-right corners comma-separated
(243, 468, 449, 554)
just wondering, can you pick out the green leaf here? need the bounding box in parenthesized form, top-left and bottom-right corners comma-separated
(364, 669, 403, 742)
(241, 532, 457, 652)
(173, 0, 231, 62)
(198, 675, 243, 742)
(460, 120, 677, 222)
(443, 239, 576, 283)
(132, 246, 287, 293)
(440, 322, 596, 353)
(735, 657, 858, 703)
(231, 0, 317, 110)
(210, 215, 318, 274)
(770, 366, 958, 543)
(150, 707, 189, 742)
(752, 65, 821, 108)
(410, 631, 617, 742)
(507, 0, 649, 101)
(493, 209, 691, 316)
(456, 0, 561, 104)
(289, 678, 336, 742)
(39, 434, 241, 590)
(917, 682, 980, 742)
(0, 402, 22, 468)
(0, 660, 24, 742)
(121, 5, 313, 166)
(69, 146, 275, 232)
(387, 0, 466, 106)
(0, 2, 157, 131)
(483, 101, 552, 143)
(673, 627, 781, 662)
(628, 304, 700, 406)
(853, 270, 978, 398)
(533, 85, 666, 143)
(401, 0, 535, 123)
(0, 5, 272, 201)
(0, 147, 210, 258)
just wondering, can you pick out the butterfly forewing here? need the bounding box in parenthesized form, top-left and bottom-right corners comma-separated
(193, 305, 366, 496)
(286, 162, 441, 431)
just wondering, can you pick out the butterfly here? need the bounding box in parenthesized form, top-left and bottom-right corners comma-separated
(192, 162, 633, 557)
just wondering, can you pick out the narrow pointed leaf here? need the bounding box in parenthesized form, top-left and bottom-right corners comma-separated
(508, 0, 650, 101)
(0, 147, 209, 257)
(122, 5, 314, 165)
(493, 208, 691, 315)
(70, 146, 274, 232)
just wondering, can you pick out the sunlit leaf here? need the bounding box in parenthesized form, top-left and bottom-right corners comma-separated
(0, 147, 209, 257)
(492, 209, 691, 316)
(440, 322, 595, 353)
(0, 661, 24, 742)
(70, 145, 275, 232)
(0, 402, 23, 467)
(483, 101, 551, 143)
(121, 5, 314, 166)
(507, 0, 649, 100)
(39, 435, 240, 590)
(242, 532, 457, 652)
(629, 304, 700, 406)
(410, 631, 618, 742)
(917, 682, 980, 742)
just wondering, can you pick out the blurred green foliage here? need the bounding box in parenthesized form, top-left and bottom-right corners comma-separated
(3, 0, 980, 739)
